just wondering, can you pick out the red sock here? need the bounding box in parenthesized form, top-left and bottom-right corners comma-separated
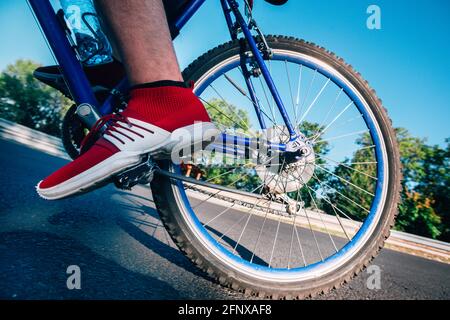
(122, 82, 211, 132)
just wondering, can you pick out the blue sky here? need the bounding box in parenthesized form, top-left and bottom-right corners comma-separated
(0, 0, 449, 146)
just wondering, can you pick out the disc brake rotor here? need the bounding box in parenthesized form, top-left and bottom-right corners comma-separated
(256, 126, 315, 194)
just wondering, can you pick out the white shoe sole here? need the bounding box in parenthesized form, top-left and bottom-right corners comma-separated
(37, 122, 219, 200)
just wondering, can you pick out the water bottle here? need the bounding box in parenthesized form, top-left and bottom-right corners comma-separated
(60, 0, 113, 65)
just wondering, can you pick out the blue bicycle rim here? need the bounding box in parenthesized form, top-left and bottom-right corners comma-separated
(172, 51, 387, 275)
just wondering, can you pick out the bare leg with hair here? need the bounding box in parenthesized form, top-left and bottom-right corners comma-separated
(94, 0, 183, 85)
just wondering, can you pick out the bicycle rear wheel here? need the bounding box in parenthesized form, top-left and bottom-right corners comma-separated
(151, 36, 401, 299)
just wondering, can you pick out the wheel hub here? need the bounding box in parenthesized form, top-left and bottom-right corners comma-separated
(256, 126, 315, 194)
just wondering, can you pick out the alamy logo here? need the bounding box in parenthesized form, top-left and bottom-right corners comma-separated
(66, 265, 81, 290)
(367, 5, 382, 30)
(366, 265, 381, 290)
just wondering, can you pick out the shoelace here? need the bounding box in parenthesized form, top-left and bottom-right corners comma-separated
(80, 113, 133, 153)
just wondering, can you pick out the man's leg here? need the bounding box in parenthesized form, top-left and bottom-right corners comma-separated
(36, 0, 215, 200)
(94, 0, 183, 84)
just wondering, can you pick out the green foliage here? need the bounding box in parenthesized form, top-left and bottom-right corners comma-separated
(201, 99, 258, 192)
(396, 129, 449, 239)
(397, 189, 442, 239)
(398, 136, 449, 240)
(205, 165, 261, 192)
(418, 140, 450, 241)
(396, 127, 427, 186)
(0, 59, 71, 136)
(321, 132, 376, 221)
(204, 98, 251, 133)
(322, 126, 448, 240)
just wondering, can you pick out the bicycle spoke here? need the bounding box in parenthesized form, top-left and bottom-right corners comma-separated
(284, 60, 297, 125)
(298, 78, 330, 125)
(201, 182, 266, 228)
(249, 157, 286, 264)
(224, 73, 248, 96)
(293, 218, 308, 266)
(218, 210, 252, 242)
(298, 175, 338, 253)
(209, 84, 253, 132)
(267, 157, 287, 267)
(194, 154, 279, 211)
(312, 101, 354, 141)
(312, 114, 365, 141)
(268, 218, 281, 268)
(295, 65, 303, 110)
(232, 200, 258, 254)
(305, 183, 362, 225)
(315, 129, 370, 144)
(199, 97, 245, 132)
(202, 157, 280, 229)
(233, 68, 280, 129)
(297, 69, 316, 125)
(298, 191, 324, 261)
(258, 77, 278, 123)
(287, 216, 307, 268)
(315, 163, 375, 197)
(317, 88, 343, 131)
(346, 161, 378, 165)
(309, 172, 356, 240)
(249, 198, 272, 264)
(288, 178, 308, 268)
(222, 164, 280, 254)
(311, 173, 371, 214)
(315, 154, 378, 180)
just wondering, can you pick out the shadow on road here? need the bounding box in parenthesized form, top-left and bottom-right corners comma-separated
(116, 216, 210, 280)
(204, 225, 269, 267)
(116, 189, 270, 269)
(0, 230, 181, 299)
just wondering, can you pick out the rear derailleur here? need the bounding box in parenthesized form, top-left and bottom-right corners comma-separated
(264, 191, 305, 216)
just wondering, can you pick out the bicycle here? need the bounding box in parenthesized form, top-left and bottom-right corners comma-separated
(28, 0, 401, 299)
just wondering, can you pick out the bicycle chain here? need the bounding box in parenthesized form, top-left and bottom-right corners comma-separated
(186, 185, 292, 218)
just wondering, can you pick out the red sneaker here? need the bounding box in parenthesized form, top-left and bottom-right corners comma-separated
(36, 85, 218, 200)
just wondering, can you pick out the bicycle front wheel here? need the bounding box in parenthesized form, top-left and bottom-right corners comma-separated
(151, 36, 401, 299)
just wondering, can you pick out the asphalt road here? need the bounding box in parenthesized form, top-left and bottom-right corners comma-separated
(0, 138, 449, 300)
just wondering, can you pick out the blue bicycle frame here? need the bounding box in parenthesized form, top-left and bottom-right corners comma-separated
(27, 0, 294, 152)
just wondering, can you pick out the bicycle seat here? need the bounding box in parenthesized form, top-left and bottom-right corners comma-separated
(264, 0, 288, 5)
(33, 59, 126, 102)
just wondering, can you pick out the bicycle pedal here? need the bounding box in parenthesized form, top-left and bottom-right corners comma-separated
(114, 155, 157, 190)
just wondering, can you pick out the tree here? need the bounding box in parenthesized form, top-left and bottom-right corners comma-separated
(414, 139, 449, 240)
(321, 132, 377, 221)
(321, 126, 448, 239)
(395, 129, 448, 239)
(396, 189, 441, 239)
(204, 98, 251, 133)
(199, 99, 260, 192)
(0, 59, 71, 136)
